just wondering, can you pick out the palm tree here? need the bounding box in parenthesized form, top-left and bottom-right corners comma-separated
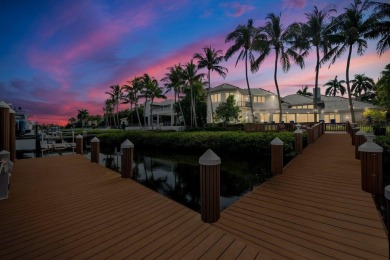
(255, 13, 306, 123)
(367, 1, 389, 56)
(103, 99, 114, 127)
(181, 60, 204, 127)
(161, 65, 186, 126)
(77, 109, 89, 129)
(225, 19, 260, 123)
(297, 86, 313, 96)
(122, 77, 143, 127)
(375, 64, 390, 110)
(68, 117, 76, 128)
(323, 76, 346, 96)
(350, 73, 375, 100)
(140, 74, 166, 129)
(300, 6, 337, 121)
(194, 46, 228, 123)
(105, 85, 122, 128)
(326, 0, 375, 122)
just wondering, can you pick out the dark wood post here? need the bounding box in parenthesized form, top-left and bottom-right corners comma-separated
(9, 108, 16, 162)
(385, 185, 390, 257)
(358, 134, 383, 195)
(199, 149, 221, 223)
(355, 130, 366, 160)
(307, 127, 313, 144)
(76, 134, 83, 154)
(121, 139, 134, 178)
(294, 124, 303, 154)
(0, 150, 11, 200)
(351, 127, 360, 145)
(0, 101, 10, 152)
(90, 137, 100, 163)
(271, 137, 284, 175)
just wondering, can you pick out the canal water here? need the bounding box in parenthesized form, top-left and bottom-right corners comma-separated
(93, 149, 271, 213)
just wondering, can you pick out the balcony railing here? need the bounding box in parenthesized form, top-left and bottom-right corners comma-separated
(236, 101, 251, 107)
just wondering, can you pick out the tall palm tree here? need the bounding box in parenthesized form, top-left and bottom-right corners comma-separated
(77, 109, 89, 129)
(161, 65, 186, 126)
(300, 6, 337, 121)
(350, 73, 375, 100)
(255, 13, 306, 123)
(122, 77, 143, 127)
(181, 60, 204, 127)
(367, 1, 389, 56)
(326, 0, 375, 122)
(323, 76, 346, 96)
(105, 85, 122, 128)
(194, 46, 228, 123)
(103, 99, 114, 127)
(225, 19, 260, 123)
(296, 86, 313, 96)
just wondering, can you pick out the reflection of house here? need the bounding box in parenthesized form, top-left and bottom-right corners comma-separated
(207, 83, 380, 123)
(144, 100, 178, 128)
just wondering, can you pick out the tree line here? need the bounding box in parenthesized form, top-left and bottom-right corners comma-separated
(68, 0, 389, 128)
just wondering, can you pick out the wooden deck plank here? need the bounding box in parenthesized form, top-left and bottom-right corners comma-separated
(214, 133, 388, 259)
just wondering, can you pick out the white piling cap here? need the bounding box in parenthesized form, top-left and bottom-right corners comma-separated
(271, 137, 284, 145)
(0, 150, 10, 160)
(385, 185, 390, 200)
(294, 129, 303, 134)
(90, 137, 100, 143)
(358, 134, 383, 153)
(0, 101, 10, 109)
(76, 134, 83, 139)
(199, 149, 221, 165)
(9, 108, 15, 114)
(121, 139, 134, 148)
(355, 130, 366, 136)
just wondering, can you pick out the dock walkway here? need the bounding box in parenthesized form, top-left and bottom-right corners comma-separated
(0, 133, 388, 259)
(214, 133, 388, 259)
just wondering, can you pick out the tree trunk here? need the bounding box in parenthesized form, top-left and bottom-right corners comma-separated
(178, 92, 186, 127)
(150, 98, 154, 130)
(274, 51, 283, 123)
(116, 103, 120, 128)
(135, 103, 142, 127)
(245, 53, 255, 123)
(314, 46, 320, 122)
(346, 44, 356, 123)
(193, 87, 197, 128)
(208, 70, 215, 123)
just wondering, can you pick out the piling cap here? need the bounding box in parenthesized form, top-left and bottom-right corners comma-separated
(0, 101, 10, 109)
(121, 139, 134, 148)
(199, 149, 221, 166)
(0, 150, 10, 160)
(294, 129, 303, 134)
(358, 134, 383, 153)
(355, 130, 366, 136)
(271, 137, 284, 145)
(76, 134, 83, 139)
(385, 185, 390, 200)
(9, 108, 15, 114)
(90, 137, 100, 143)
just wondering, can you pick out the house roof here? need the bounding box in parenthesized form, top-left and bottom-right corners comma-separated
(282, 94, 314, 105)
(210, 83, 276, 96)
(320, 95, 379, 112)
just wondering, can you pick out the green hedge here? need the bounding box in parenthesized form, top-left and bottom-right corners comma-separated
(374, 135, 390, 154)
(97, 131, 297, 160)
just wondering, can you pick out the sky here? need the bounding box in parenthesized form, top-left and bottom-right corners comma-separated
(0, 0, 389, 125)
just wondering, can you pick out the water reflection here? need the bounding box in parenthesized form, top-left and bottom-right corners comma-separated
(99, 150, 271, 213)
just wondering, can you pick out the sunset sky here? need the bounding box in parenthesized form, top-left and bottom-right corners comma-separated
(1, 0, 389, 125)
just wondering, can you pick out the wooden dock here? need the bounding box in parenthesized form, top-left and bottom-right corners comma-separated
(0, 133, 388, 259)
(0, 155, 261, 259)
(214, 133, 388, 259)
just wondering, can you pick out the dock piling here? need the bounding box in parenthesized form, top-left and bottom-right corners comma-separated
(355, 130, 366, 160)
(76, 135, 83, 154)
(0, 101, 10, 152)
(120, 139, 134, 178)
(294, 124, 303, 154)
(9, 108, 16, 161)
(271, 137, 284, 175)
(90, 137, 100, 163)
(199, 149, 221, 223)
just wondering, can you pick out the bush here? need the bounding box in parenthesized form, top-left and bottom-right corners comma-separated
(97, 130, 296, 162)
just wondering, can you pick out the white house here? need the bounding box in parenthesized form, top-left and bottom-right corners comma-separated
(144, 100, 183, 130)
(207, 83, 380, 123)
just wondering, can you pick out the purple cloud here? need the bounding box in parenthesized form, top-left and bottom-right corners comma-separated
(220, 2, 255, 17)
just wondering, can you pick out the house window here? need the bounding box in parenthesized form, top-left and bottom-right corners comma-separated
(253, 96, 265, 103)
(225, 92, 235, 99)
(211, 94, 221, 102)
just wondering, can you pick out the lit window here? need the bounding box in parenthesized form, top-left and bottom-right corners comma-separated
(253, 96, 265, 103)
(211, 94, 221, 102)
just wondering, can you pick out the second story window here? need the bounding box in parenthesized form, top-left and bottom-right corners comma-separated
(225, 92, 235, 100)
(211, 93, 221, 102)
(253, 96, 265, 103)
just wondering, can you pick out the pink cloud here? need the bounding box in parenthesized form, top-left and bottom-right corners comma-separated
(220, 3, 255, 17)
(282, 0, 307, 9)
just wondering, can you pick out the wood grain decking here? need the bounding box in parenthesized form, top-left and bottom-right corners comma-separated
(214, 133, 388, 259)
(0, 133, 387, 259)
(0, 155, 261, 259)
